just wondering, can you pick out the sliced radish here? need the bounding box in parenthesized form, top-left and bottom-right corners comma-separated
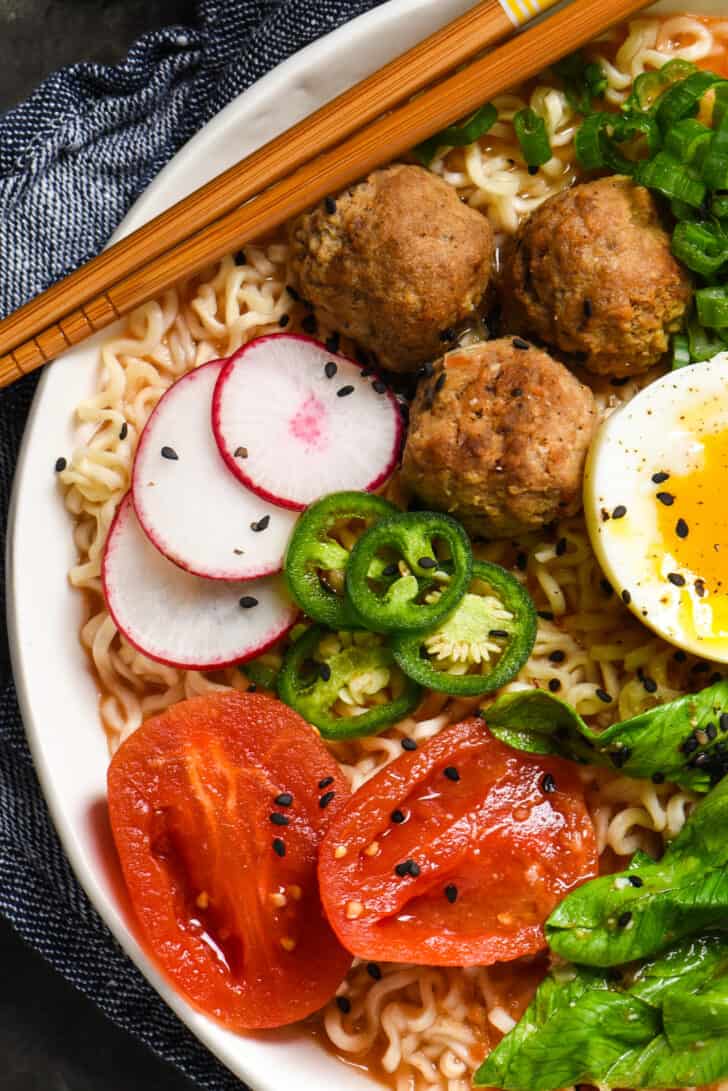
(132, 361, 297, 580)
(211, 333, 403, 511)
(103, 494, 297, 670)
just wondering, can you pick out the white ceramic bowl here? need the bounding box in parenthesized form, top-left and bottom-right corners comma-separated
(5, 1, 714, 1088)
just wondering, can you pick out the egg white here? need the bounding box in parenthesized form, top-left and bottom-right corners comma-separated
(584, 351, 728, 662)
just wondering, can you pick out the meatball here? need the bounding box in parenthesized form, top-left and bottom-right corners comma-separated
(400, 338, 597, 538)
(498, 176, 692, 377)
(289, 164, 493, 373)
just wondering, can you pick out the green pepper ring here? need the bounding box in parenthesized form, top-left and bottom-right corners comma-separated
(345, 511, 473, 633)
(390, 560, 537, 696)
(284, 491, 397, 629)
(277, 624, 422, 739)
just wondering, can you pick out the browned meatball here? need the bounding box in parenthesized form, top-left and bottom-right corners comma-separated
(400, 338, 597, 538)
(289, 164, 493, 373)
(498, 176, 692, 377)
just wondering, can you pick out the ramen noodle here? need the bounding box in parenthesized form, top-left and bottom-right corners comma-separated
(58, 14, 728, 1090)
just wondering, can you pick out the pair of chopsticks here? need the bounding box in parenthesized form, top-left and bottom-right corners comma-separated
(0, 0, 650, 390)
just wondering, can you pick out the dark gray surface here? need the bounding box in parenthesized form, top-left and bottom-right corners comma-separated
(1, 9, 201, 1091)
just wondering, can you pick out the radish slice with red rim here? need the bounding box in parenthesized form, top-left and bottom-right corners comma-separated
(132, 361, 296, 580)
(212, 334, 404, 511)
(103, 494, 298, 670)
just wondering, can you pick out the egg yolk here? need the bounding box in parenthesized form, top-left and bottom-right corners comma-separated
(656, 427, 728, 596)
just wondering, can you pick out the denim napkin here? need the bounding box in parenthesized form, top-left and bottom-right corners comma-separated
(0, 3, 385, 1085)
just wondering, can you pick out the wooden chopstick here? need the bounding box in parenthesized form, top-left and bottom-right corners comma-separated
(0, 0, 650, 388)
(0, 0, 522, 383)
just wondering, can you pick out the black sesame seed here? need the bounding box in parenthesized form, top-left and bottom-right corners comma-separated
(674, 650, 687, 663)
(273, 838, 286, 857)
(325, 361, 338, 379)
(611, 746, 631, 768)
(119, 422, 128, 441)
(628, 875, 643, 888)
(247, 682, 257, 693)
(695, 579, 706, 598)
(337, 385, 354, 398)
(382, 562, 399, 578)
(239, 596, 259, 609)
(417, 361, 435, 380)
(275, 792, 293, 807)
(435, 373, 447, 393)
(656, 491, 674, 506)
(596, 688, 613, 704)
(600, 578, 614, 597)
(367, 962, 382, 981)
(537, 610, 554, 620)
(642, 676, 658, 694)
(652, 471, 670, 484)
(270, 812, 290, 826)
(161, 446, 178, 460)
(516, 552, 528, 572)
(528, 164, 539, 175)
(319, 776, 334, 789)
(418, 557, 437, 569)
(549, 678, 562, 693)
(54, 457, 67, 473)
(286, 284, 301, 301)
(707, 722, 718, 740)
(302, 314, 317, 334)
(676, 518, 689, 539)
(401, 738, 417, 751)
(541, 773, 556, 794)
(682, 736, 699, 755)
(391, 809, 406, 824)
(445, 884, 458, 904)
(668, 572, 686, 587)
(336, 995, 351, 1014)
(319, 790, 336, 808)
(693, 751, 710, 768)
(511, 387, 524, 398)
(372, 380, 387, 394)
(583, 298, 593, 318)
(612, 505, 627, 520)
(234, 250, 247, 266)
(324, 195, 337, 214)
(444, 766, 460, 782)
(617, 910, 633, 929)
(721, 713, 728, 733)
(319, 663, 332, 682)
(692, 661, 710, 674)
(549, 650, 566, 663)
(408, 861, 421, 877)
(489, 628, 509, 639)
(652, 772, 665, 784)
(278, 313, 290, 328)
(512, 337, 530, 350)
(621, 589, 632, 605)
(395, 860, 413, 878)
(556, 537, 567, 556)
(439, 327, 455, 342)
(251, 515, 271, 532)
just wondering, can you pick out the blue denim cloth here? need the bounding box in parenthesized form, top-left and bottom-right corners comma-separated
(0, 3, 385, 1085)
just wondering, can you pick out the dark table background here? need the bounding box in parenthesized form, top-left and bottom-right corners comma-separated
(2, 4, 204, 1088)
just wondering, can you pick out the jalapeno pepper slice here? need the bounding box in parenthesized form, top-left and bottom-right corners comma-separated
(284, 491, 397, 629)
(390, 560, 537, 696)
(345, 512, 472, 633)
(277, 625, 421, 739)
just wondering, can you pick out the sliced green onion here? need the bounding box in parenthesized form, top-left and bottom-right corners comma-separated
(513, 108, 552, 168)
(671, 332, 692, 369)
(671, 197, 698, 221)
(701, 112, 728, 190)
(414, 103, 498, 165)
(656, 70, 725, 132)
(665, 118, 713, 164)
(553, 51, 607, 115)
(688, 312, 726, 359)
(574, 112, 659, 173)
(636, 151, 706, 207)
(623, 59, 696, 114)
(696, 285, 728, 327)
(712, 193, 728, 219)
(574, 112, 607, 169)
(671, 220, 728, 276)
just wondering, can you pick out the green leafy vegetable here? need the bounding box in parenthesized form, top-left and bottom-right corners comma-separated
(414, 103, 497, 166)
(485, 680, 728, 793)
(475, 933, 728, 1090)
(545, 774, 728, 966)
(553, 51, 607, 114)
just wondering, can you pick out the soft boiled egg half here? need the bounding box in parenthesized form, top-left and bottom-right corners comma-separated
(584, 352, 728, 663)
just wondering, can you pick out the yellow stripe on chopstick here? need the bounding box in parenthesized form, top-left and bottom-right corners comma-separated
(499, 0, 562, 26)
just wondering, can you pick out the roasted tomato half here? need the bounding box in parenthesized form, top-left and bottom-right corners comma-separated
(108, 691, 352, 1029)
(319, 717, 597, 966)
